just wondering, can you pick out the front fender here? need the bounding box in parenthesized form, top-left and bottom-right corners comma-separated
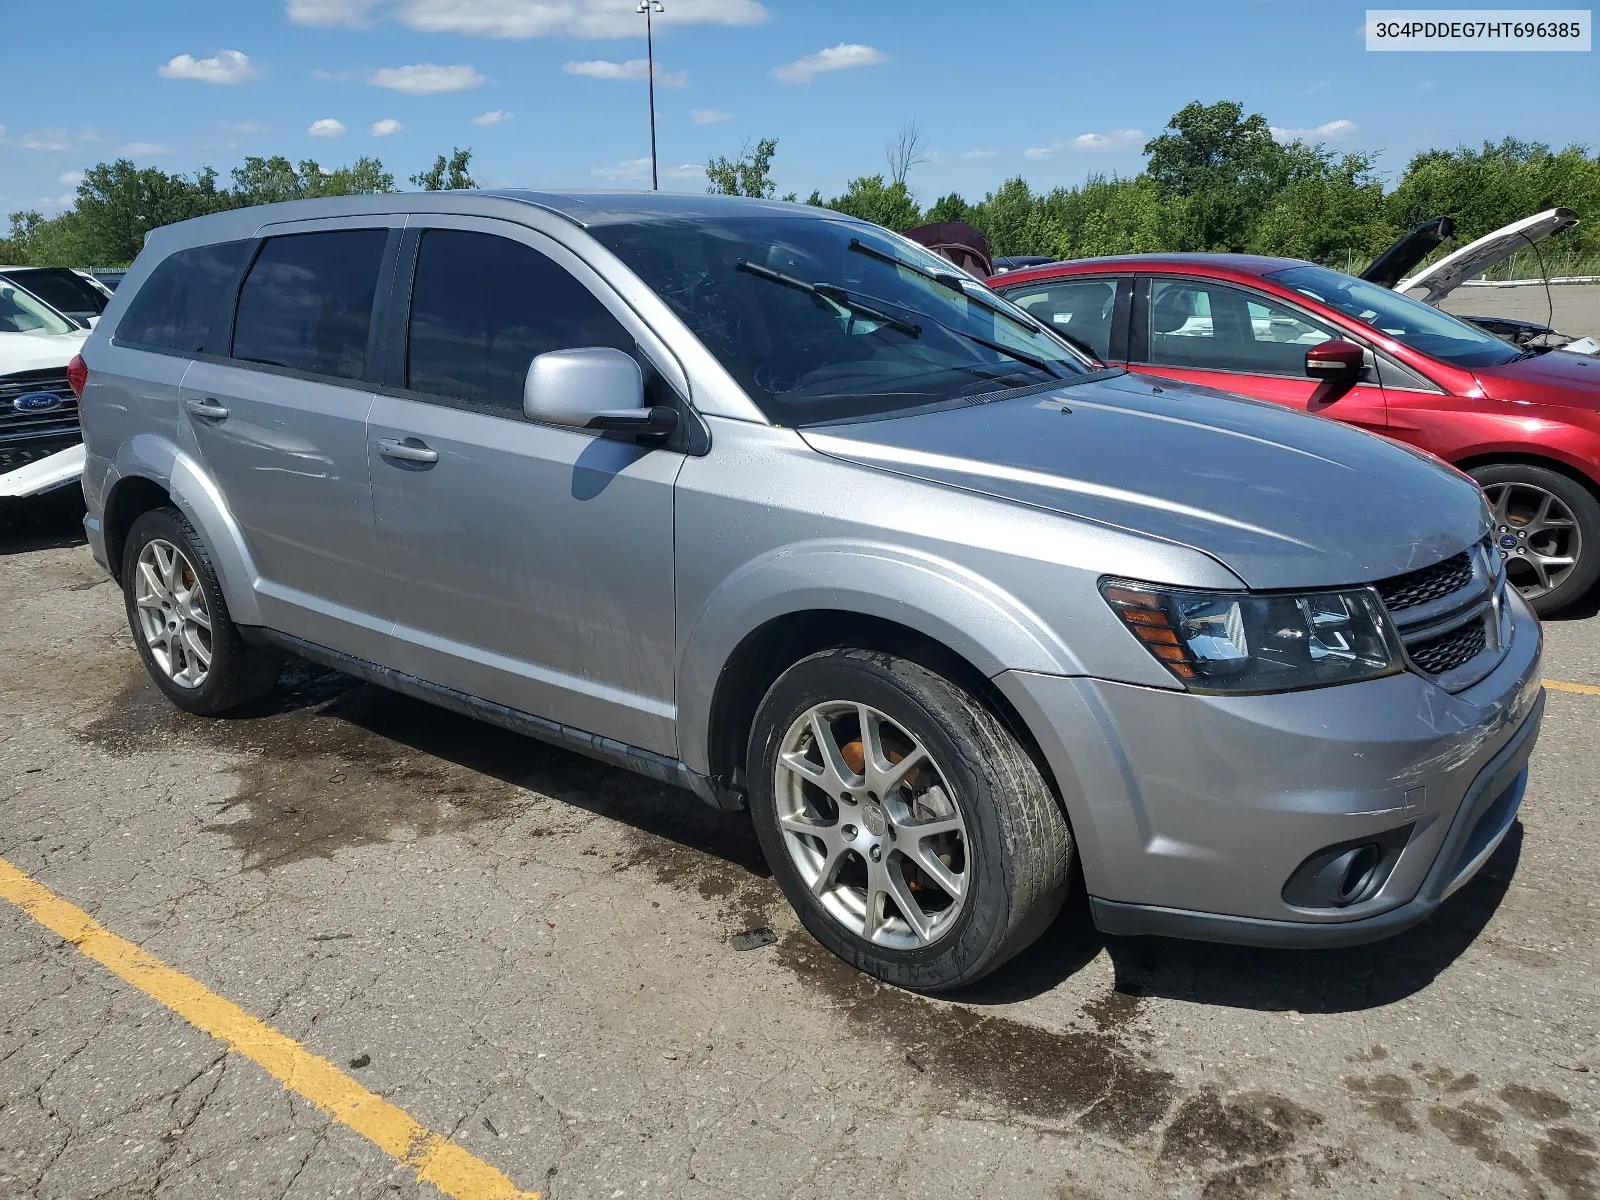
(676, 538, 1084, 776)
(109, 434, 262, 626)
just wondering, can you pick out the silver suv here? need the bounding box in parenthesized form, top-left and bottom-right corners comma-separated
(78, 192, 1544, 991)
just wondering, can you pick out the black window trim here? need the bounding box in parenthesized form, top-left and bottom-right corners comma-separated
(377, 218, 710, 454)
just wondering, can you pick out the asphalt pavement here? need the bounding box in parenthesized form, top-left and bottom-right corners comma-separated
(1, 492, 1596, 1200)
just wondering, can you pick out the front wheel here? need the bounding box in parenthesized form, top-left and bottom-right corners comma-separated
(747, 649, 1072, 992)
(1470, 463, 1600, 617)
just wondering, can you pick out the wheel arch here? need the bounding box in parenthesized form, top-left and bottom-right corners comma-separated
(104, 439, 262, 625)
(1453, 450, 1600, 504)
(698, 608, 1067, 819)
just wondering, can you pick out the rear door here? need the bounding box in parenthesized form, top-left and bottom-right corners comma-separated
(995, 275, 1132, 364)
(179, 219, 398, 661)
(1130, 276, 1388, 432)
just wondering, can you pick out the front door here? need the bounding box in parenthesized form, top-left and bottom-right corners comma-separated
(1132, 276, 1389, 432)
(367, 220, 681, 755)
(180, 223, 396, 660)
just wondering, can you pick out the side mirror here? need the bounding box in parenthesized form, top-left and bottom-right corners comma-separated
(1305, 339, 1365, 381)
(523, 347, 679, 439)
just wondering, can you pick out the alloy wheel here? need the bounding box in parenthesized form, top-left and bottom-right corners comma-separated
(1483, 481, 1582, 600)
(133, 539, 213, 689)
(773, 701, 969, 949)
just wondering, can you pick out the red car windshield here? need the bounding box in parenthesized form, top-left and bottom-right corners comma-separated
(1267, 263, 1522, 369)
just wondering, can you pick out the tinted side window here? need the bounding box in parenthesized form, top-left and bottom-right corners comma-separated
(232, 230, 388, 380)
(1148, 279, 1333, 375)
(406, 229, 632, 413)
(1002, 278, 1120, 360)
(116, 241, 250, 352)
(7, 268, 107, 317)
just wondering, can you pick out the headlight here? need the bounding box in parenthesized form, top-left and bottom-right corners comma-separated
(1100, 578, 1401, 693)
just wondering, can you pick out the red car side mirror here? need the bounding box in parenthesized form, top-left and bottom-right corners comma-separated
(1305, 340, 1365, 380)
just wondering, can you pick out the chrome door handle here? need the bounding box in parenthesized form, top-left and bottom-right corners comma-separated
(377, 437, 440, 466)
(185, 397, 229, 421)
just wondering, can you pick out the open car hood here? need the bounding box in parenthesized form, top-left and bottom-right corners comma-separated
(1361, 216, 1455, 289)
(1395, 208, 1580, 304)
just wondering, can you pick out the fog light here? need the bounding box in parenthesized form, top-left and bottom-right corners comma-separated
(1281, 826, 1413, 910)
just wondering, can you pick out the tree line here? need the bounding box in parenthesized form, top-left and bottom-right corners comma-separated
(712, 101, 1600, 275)
(6, 100, 1598, 274)
(0, 149, 477, 267)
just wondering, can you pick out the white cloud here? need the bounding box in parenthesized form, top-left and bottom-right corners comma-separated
(1417, 80, 1434, 91)
(564, 59, 687, 87)
(222, 120, 271, 134)
(308, 118, 348, 137)
(287, 0, 380, 26)
(963, 148, 997, 159)
(58, 171, 84, 186)
(397, 0, 767, 38)
(16, 129, 77, 152)
(120, 142, 174, 156)
(1269, 118, 1358, 143)
(473, 109, 514, 125)
(158, 50, 261, 85)
(370, 63, 486, 93)
(691, 108, 730, 125)
(371, 118, 403, 136)
(773, 43, 886, 84)
(1026, 129, 1143, 158)
(592, 156, 705, 184)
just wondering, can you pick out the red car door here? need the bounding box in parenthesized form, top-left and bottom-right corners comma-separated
(1129, 276, 1389, 433)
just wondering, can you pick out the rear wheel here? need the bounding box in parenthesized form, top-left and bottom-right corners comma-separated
(121, 507, 281, 715)
(747, 649, 1072, 992)
(1470, 463, 1600, 617)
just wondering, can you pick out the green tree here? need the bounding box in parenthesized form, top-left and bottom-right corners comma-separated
(821, 175, 922, 232)
(924, 193, 972, 224)
(706, 137, 780, 199)
(1143, 100, 1297, 251)
(62, 160, 233, 264)
(1071, 176, 1169, 258)
(1250, 149, 1395, 270)
(411, 148, 476, 191)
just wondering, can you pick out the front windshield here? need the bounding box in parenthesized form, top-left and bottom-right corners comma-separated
(591, 212, 1089, 425)
(0, 282, 76, 336)
(1266, 263, 1521, 369)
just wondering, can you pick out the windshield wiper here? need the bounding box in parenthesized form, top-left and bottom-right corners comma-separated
(735, 259, 922, 338)
(847, 237, 1052, 334)
(943, 327, 1062, 377)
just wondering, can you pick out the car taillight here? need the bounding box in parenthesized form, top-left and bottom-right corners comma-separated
(67, 354, 88, 397)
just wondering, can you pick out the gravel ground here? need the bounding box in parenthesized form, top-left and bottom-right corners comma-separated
(1438, 281, 1600, 340)
(1, 492, 1596, 1200)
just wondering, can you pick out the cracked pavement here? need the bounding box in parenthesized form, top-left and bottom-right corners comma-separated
(1, 493, 1597, 1200)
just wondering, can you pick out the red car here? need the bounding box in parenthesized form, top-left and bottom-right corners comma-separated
(991, 253, 1600, 615)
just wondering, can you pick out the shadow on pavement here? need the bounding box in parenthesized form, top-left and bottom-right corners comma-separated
(0, 488, 88, 555)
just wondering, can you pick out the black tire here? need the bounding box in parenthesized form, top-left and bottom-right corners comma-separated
(748, 649, 1072, 992)
(1469, 463, 1600, 617)
(120, 506, 281, 715)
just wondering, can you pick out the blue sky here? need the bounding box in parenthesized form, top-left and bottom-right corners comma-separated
(3, 0, 1596, 216)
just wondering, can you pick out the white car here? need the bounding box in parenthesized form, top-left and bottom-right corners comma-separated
(1, 277, 88, 501)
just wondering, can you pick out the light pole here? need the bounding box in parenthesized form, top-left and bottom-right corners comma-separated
(637, 0, 664, 191)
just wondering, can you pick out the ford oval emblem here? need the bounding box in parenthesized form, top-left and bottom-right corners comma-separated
(12, 391, 64, 413)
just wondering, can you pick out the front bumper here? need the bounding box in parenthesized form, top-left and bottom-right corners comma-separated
(995, 585, 1544, 946)
(0, 441, 85, 500)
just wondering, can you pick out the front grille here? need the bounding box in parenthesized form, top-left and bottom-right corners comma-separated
(1375, 551, 1474, 612)
(0, 370, 79, 439)
(1408, 619, 1489, 675)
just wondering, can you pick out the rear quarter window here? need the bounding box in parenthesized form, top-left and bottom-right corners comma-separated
(116, 241, 251, 353)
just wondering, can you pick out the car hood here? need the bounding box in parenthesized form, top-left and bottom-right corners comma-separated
(801, 372, 1487, 590)
(1397, 208, 1580, 304)
(0, 329, 87, 375)
(1362, 215, 1455, 289)
(1473, 346, 1600, 401)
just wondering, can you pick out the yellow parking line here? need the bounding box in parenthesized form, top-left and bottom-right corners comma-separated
(1545, 679, 1600, 696)
(0, 857, 538, 1200)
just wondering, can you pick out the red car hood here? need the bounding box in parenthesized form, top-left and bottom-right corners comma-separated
(1474, 349, 1600, 405)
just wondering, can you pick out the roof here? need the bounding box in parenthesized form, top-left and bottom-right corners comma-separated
(993, 252, 1312, 288)
(480, 189, 832, 227)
